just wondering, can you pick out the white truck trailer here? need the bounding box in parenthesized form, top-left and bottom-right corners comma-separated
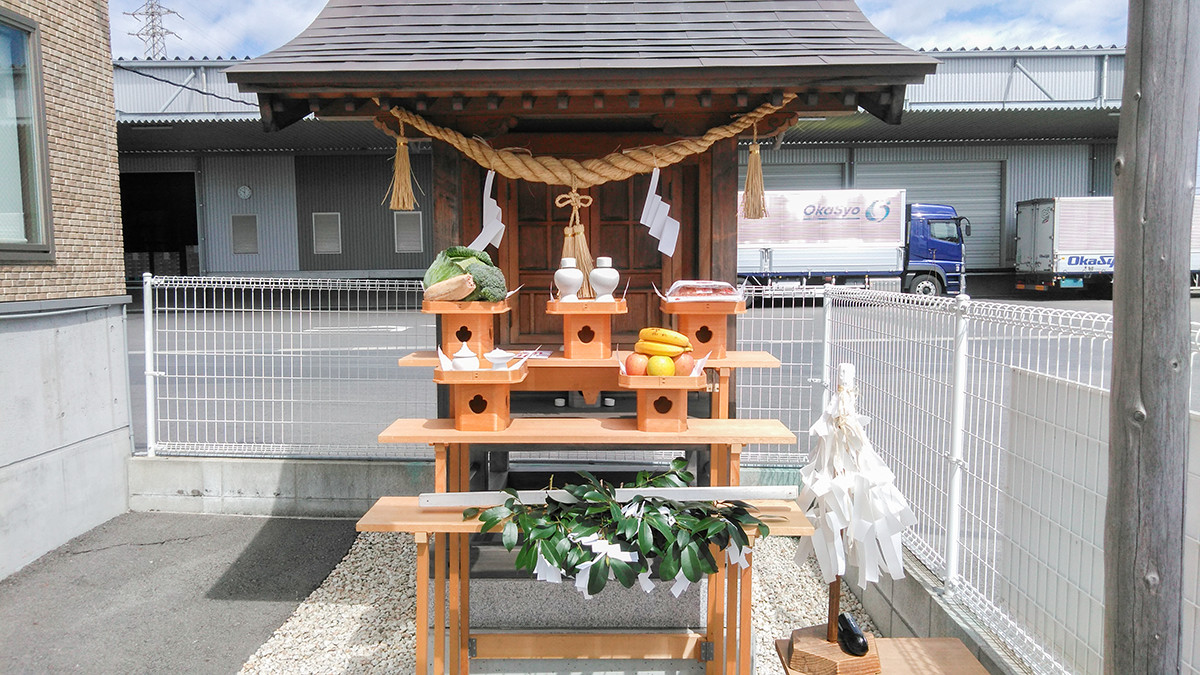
(1014, 196, 1200, 292)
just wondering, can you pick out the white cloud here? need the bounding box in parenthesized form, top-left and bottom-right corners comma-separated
(858, 0, 1127, 50)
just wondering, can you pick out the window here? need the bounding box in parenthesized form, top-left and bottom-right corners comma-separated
(0, 10, 52, 261)
(929, 220, 960, 243)
(393, 211, 423, 253)
(231, 215, 258, 254)
(312, 212, 341, 254)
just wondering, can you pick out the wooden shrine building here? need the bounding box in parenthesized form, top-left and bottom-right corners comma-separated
(227, 0, 936, 347)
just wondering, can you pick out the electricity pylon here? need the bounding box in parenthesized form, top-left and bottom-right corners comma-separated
(126, 0, 181, 59)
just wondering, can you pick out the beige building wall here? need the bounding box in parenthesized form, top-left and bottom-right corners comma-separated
(0, 0, 123, 301)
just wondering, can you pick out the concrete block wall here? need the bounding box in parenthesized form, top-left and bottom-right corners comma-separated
(0, 302, 131, 578)
(128, 457, 433, 517)
(847, 553, 1031, 675)
(0, 0, 124, 301)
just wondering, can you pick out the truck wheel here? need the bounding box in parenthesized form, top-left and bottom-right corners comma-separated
(909, 274, 942, 296)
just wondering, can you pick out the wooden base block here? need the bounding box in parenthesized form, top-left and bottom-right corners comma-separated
(635, 389, 689, 432)
(676, 314, 731, 359)
(775, 634, 990, 675)
(561, 313, 613, 359)
(786, 625, 880, 675)
(450, 382, 511, 431)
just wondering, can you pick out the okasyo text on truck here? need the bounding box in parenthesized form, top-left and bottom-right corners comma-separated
(1014, 196, 1200, 292)
(736, 189, 970, 296)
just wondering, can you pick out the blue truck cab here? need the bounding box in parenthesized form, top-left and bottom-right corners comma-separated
(905, 203, 971, 295)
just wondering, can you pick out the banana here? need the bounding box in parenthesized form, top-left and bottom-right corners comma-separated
(634, 340, 690, 357)
(638, 327, 691, 349)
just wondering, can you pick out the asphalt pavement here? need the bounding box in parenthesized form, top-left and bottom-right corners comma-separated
(0, 512, 358, 675)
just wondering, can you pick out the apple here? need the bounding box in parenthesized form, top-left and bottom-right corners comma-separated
(673, 352, 696, 377)
(625, 352, 649, 376)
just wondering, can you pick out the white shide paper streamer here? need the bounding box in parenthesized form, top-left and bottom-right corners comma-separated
(794, 363, 917, 588)
(468, 170, 506, 251)
(638, 167, 679, 256)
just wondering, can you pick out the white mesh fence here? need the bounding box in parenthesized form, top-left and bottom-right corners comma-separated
(734, 285, 824, 467)
(143, 275, 436, 459)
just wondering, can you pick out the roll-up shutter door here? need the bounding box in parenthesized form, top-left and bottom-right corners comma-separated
(856, 162, 1003, 269)
(738, 163, 845, 191)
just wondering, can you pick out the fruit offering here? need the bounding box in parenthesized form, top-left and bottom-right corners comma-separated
(634, 327, 693, 358)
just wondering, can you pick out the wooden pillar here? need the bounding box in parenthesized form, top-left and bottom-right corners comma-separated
(1105, 1, 1199, 673)
(432, 139, 462, 252)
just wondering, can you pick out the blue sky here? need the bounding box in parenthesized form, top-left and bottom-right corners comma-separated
(108, 0, 1128, 61)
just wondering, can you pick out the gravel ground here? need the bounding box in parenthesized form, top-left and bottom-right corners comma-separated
(241, 534, 876, 675)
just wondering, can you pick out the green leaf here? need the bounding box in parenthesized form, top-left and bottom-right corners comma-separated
(463, 507, 481, 520)
(637, 519, 655, 556)
(675, 528, 690, 550)
(681, 543, 703, 582)
(502, 521, 519, 551)
(670, 457, 689, 472)
(677, 470, 695, 483)
(698, 543, 718, 574)
(587, 557, 610, 595)
(658, 547, 681, 581)
(481, 505, 512, 522)
(609, 558, 637, 588)
(515, 543, 534, 570)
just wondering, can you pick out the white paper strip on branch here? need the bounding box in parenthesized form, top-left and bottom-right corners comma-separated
(795, 363, 917, 587)
(468, 170, 506, 250)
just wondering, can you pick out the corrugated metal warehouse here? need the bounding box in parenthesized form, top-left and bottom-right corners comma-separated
(114, 47, 1200, 289)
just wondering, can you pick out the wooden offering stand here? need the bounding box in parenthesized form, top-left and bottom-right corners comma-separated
(423, 298, 511, 357)
(545, 298, 627, 359)
(432, 365, 528, 431)
(617, 371, 707, 432)
(661, 298, 746, 358)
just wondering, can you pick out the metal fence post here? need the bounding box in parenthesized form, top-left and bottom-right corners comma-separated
(821, 284, 834, 411)
(142, 273, 157, 457)
(943, 292, 971, 593)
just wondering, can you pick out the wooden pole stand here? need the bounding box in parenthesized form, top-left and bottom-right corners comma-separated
(784, 575, 881, 675)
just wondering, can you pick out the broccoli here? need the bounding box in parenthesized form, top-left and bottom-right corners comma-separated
(463, 263, 507, 302)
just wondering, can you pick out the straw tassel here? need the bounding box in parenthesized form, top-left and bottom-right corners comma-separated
(741, 126, 766, 220)
(556, 189, 595, 298)
(388, 124, 416, 211)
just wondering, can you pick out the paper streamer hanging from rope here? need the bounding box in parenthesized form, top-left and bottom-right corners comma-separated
(638, 168, 680, 256)
(794, 363, 917, 588)
(468, 170, 506, 250)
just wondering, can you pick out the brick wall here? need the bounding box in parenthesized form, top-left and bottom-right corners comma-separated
(0, 0, 123, 302)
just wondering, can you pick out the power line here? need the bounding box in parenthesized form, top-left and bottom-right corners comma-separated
(114, 62, 259, 107)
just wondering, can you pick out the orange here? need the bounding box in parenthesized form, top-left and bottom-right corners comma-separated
(646, 355, 675, 376)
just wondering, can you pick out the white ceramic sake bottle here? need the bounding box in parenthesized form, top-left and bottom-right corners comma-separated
(554, 257, 584, 301)
(589, 256, 619, 302)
